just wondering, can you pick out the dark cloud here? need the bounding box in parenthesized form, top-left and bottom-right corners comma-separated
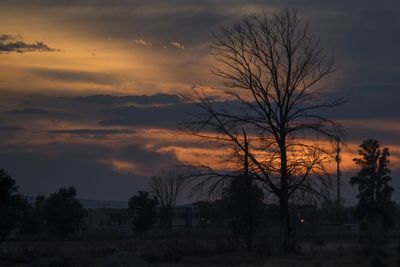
(0, 34, 58, 53)
(320, 85, 400, 120)
(48, 128, 134, 135)
(0, 41, 57, 53)
(66, 93, 181, 106)
(0, 125, 24, 132)
(0, 34, 21, 41)
(30, 68, 120, 85)
(99, 103, 193, 128)
(4, 108, 49, 115)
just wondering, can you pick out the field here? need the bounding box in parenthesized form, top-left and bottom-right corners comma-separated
(1, 234, 399, 267)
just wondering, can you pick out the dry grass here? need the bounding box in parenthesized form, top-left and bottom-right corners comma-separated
(0, 236, 399, 266)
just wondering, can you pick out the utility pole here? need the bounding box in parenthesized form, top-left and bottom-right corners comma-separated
(335, 136, 341, 225)
(242, 128, 253, 251)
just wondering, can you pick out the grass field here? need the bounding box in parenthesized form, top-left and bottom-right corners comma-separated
(1, 235, 399, 266)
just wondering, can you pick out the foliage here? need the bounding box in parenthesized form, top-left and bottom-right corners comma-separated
(0, 169, 19, 241)
(128, 191, 158, 233)
(44, 186, 84, 238)
(350, 139, 395, 228)
(350, 139, 395, 267)
(16, 195, 47, 235)
(0, 169, 18, 204)
(0, 170, 45, 239)
(222, 175, 265, 250)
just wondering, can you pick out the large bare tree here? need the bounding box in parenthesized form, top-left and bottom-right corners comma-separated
(181, 9, 344, 253)
(150, 168, 184, 230)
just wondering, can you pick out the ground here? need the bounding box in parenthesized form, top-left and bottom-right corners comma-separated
(0, 235, 399, 266)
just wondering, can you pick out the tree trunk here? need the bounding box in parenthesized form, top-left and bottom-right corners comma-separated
(279, 193, 294, 253)
(167, 207, 173, 231)
(244, 130, 254, 252)
(279, 140, 294, 253)
(246, 226, 254, 252)
(245, 178, 255, 252)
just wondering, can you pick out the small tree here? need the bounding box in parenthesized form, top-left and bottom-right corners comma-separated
(350, 139, 395, 228)
(350, 139, 395, 266)
(150, 168, 184, 230)
(16, 195, 46, 236)
(0, 169, 19, 241)
(44, 187, 84, 238)
(222, 174, 265, 251)
(128, 191, 158, 233)
(9, 195, 33, 235)
(33, 195, 47, 233)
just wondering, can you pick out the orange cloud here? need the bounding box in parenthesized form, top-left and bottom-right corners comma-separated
(133, 38, 152, 47)
(170, 41, 185, 50)
(98, 159, 151, 176)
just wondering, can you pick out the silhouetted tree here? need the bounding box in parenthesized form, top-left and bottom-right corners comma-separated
(9, 195, 33, 235)
(0, 169, 19, 241)
(350, 139, 395, 267)
(222, 175, 265, 251)
(16, 195, 47, 235)
(150, 168, 184, 230)
(196, 199, 229, 228)
(33, 194, 47, 233)
(350, 139, 395, 228)
(129, 191, 158, 233)
(44, 187, 84, 238)
(182, 9, 343, 253)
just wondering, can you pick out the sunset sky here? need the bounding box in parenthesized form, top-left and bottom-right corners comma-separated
(0, 0, 399, 202)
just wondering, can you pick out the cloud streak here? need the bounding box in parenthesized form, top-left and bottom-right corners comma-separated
(133, 38, 152, 47)
(0, 34, 21, 41)
(4, 108, 49, 115)
(48, 128, 134, 135)
(0, 34, 58, 53)
(170, 41, 185, 50)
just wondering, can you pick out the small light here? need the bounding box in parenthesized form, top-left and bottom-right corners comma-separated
(300, 219, 304, 223)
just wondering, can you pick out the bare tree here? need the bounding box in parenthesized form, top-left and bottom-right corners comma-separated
(181, 9, 344, 253)
(150, 168, 184, 230)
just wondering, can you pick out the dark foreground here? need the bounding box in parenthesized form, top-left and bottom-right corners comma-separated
(1, 236, 399, 267)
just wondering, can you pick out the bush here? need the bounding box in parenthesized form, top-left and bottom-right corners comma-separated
(337, 245, 345, 256)
(371, 257, 388, 267)
(312, 236, 325, 247)
(254, 238, 274, 256)
(44, 187, 84, 238)
(215, 237, 239, 253)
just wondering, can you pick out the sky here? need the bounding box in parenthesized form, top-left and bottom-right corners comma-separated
(0, 0, 399, 203)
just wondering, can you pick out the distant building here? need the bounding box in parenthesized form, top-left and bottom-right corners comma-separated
(85, 208, 131, 233)
(84, 204, 201, 232)
(158, 204, 201, 229)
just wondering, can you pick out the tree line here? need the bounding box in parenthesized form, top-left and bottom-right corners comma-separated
(0, 139, 397, 241)
(0, 172, 84, 240)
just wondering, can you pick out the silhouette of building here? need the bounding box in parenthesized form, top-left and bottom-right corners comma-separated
(158, 204, 201, 229)
(85, 208, 131, 233)
(84, 204, 200, 232)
